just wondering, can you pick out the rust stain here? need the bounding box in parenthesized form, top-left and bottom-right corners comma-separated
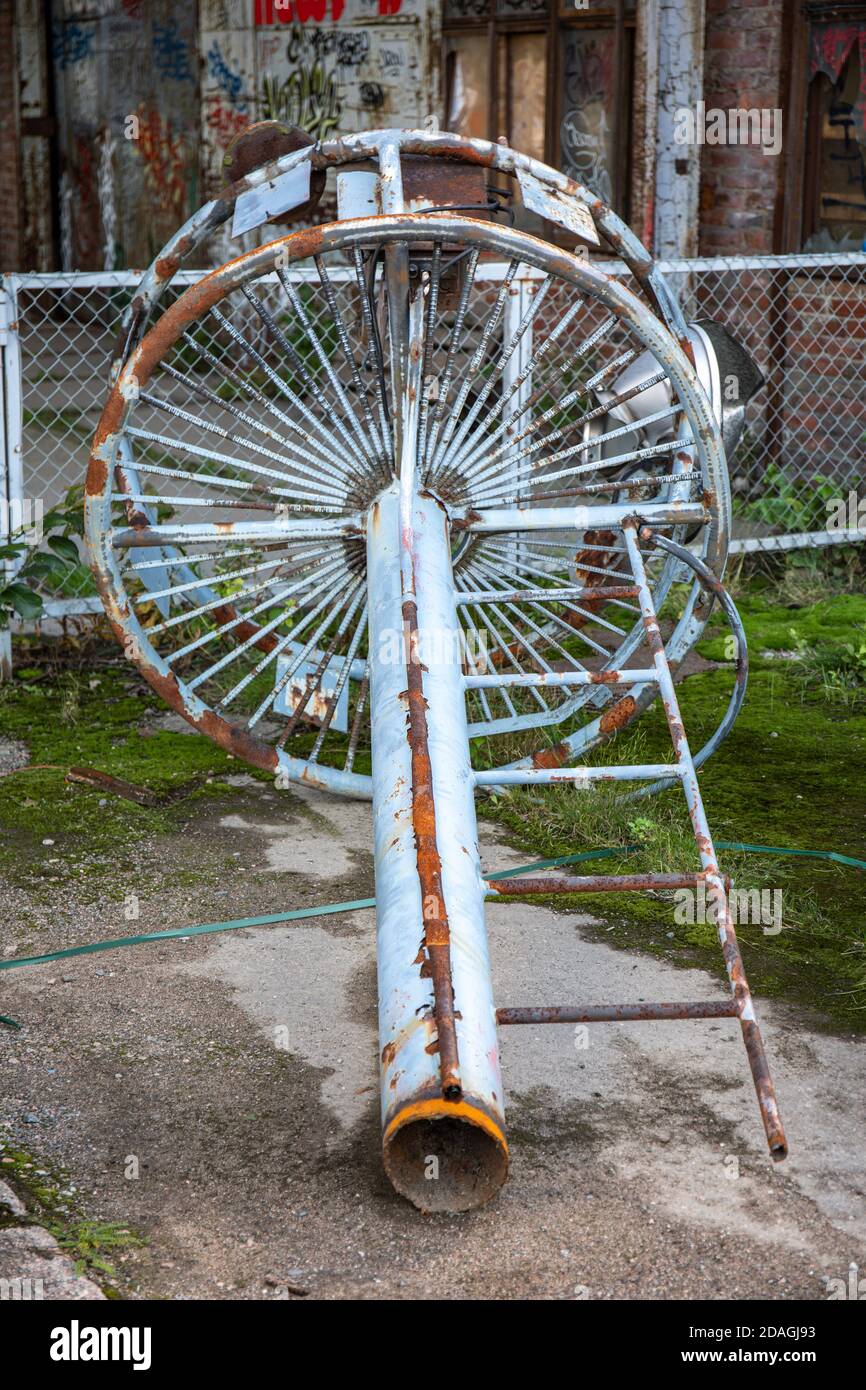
(154, 253, 180, 282)
(564, 529, 622, 631)
(531, 741, 568, 770)
(401, 593, 461, 1101)
(599, 695, 637, 735)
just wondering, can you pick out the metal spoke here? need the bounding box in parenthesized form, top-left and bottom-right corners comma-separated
(222, 572, 361, 714)
(251, 575, 366, 730)
(113, 491, 272, 512)
(122, 430, 346, 508)
(271, 271, 378, 472)
(313, 254, 389, 472)
(459, 604, 520, 719)
(464, 364, 671, 497)
(428, 258, 521, 474)
(468, 404, 682, 504)
(464, 557, 593, 672)
(211, 303, 371, 483)
(469, 547, 625, 644)
(131, 553, 293, 607)
(416, 241, 442, 475)
(439, 276, 553, 475)
(352, 247, 392, 457)
(140, 381, 348, 504)
(189, 561, 351, 696)
(164, 545, 333, 663)
(111, 517, 361, 549)
(151, 549, 343, 636)
(471, 435, 692, 508)
(478, 541, 633, 585)
(128, 545, 267, 572)
(457, 622, 495, 723)
(461, 595, 549, 712)
(309, 598, 369, 761)
(175, 328, 357, 487)
(452, 305, 609, 481)
(527, 469, 702, 507)
(422, 247, 480, 472)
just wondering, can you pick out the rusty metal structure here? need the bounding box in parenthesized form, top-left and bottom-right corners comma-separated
(85, 127, 786, 1212)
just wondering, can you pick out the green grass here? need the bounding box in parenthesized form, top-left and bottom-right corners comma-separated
(55, 1220, 145, 1281)
(697, 590, 866, 664)
(0, 663, 250, 889)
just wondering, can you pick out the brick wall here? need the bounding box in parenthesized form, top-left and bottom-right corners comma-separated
(0, 0, 24, 271)
(700, 0, 786, 255)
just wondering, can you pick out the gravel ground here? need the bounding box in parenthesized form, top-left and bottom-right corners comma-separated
(0, 775, 863, 1301)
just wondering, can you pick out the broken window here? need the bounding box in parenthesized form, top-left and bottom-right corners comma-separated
(803, 18, 866, 249)
(443, 1, 634, 234)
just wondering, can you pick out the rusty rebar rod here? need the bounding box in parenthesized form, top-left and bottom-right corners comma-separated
(497, 1001, 740, 1025)
(486, 871, 729, 896)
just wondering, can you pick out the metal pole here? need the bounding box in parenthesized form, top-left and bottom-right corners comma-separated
(0, 276, 24, 681)
(367, 482, 508, 1212)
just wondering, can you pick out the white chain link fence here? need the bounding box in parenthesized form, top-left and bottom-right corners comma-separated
(2, 251, 864, 635)
(656, 252, 866, 547)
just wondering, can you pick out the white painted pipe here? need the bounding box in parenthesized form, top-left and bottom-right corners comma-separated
(367, 483, 507, 1212)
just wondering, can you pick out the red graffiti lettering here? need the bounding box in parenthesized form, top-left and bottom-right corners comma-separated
(295, 0, 327, 19)
(255, 0, 351, 23)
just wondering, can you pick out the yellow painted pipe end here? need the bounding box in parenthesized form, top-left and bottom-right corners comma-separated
(383, 1096, 509, 1213)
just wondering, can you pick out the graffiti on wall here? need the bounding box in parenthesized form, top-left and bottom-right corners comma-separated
(135, 108, 189, 220)
(198, 0, 439, 216)
(253, 0, 404, 22)
(258, 26, 380, 138)
(559, 32, 614, 204)
(52, 0, 199, 269)
(46, 0, 438, 268)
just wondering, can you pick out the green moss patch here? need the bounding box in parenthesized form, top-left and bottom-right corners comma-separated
(0, 664, 252, 886)
(0, 1134, 143, 1291)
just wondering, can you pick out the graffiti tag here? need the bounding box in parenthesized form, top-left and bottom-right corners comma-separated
(207, 41, 249, 111)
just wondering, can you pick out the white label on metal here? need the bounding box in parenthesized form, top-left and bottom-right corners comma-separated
(231, 163, 312, 238)
(516, 168, 600, 246)
(273, 644, 349, 733)
(336, 171, 379, 220)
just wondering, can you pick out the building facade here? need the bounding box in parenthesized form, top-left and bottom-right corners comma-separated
(2, 0, 864, 270)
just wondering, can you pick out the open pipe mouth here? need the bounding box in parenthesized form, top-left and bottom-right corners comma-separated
(383, 1099, 509, 1213)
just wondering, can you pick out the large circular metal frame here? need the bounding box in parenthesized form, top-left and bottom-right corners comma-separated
(87, 132, 731, 798)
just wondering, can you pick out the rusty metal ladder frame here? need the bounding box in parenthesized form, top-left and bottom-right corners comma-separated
(481, 517, 788, 1162)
